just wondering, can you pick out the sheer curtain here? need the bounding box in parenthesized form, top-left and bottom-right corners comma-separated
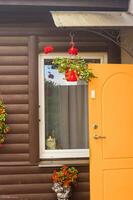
(45, 84, 88, 150)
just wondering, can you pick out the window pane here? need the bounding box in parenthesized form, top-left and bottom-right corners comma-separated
(44, 59, 100, 150)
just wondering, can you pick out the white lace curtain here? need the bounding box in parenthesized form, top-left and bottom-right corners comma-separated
(45, 84, 88, 150)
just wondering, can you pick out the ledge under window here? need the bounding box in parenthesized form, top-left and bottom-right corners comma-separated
(38, 159, 89, 167)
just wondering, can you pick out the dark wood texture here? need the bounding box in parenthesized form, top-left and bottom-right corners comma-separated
(0, 165, 89, 200)
(108, 41, 121, 63)
(28, 35, 39, 164)
(0, 10, 55, 25)
(0, 36, 30, 166)
(0, 0, 128, 11)
(0, 17, 121, 199)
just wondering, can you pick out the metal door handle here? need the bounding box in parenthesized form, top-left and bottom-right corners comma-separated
(93, 134, 106, 139)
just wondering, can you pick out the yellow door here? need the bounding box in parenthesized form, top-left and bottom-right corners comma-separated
(89, 64, 133, 200)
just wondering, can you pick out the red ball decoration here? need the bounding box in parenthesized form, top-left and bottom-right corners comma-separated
(68, 47, 78, 55)
(44, 45, 54, 54)
(65, 69, 78, 82)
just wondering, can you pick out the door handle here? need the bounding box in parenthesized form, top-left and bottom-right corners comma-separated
(93, 134, 106, 139)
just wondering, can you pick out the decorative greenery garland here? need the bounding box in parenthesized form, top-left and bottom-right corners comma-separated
(0, 100, 9, 145)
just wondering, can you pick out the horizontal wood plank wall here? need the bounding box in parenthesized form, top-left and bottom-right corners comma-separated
(0, 166, 89, 200)
(0, 27, 120, 200)
(0, 36, 30, 165)
(0, 0, 128, 11)
(38, 31, 108, 53)
(38, 31, 121, 63)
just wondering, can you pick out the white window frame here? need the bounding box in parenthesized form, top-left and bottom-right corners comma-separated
(38, 52, 107, 159)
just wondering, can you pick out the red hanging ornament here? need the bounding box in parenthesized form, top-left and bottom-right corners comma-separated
(68, 47, 78, 55)
(65, 68, 70, 81)
(44, 45, 54, 54)
(68, 32, 79, 55)
(65, 69, 78, 82)
(69, 70, 78, 81)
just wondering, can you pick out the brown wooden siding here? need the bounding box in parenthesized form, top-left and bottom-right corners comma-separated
(28, 36, 39, 164)
(0, 166, 89, 200)
(0, 26, 120, 199)
(38, 31, 108, 53)
(0, 36, 30, 166)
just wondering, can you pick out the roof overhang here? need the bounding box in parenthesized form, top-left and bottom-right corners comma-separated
(0, 0, 129, 11)
(51, 11, 133, 27)
(128, 0, 133, 14)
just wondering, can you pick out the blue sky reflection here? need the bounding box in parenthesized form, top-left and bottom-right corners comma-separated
(44, 65, 77, 86)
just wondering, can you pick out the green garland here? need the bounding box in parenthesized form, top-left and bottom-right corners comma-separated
(0, 100, 9, 145)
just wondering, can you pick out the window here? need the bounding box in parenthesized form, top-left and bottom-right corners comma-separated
(39, 53, 107, 159)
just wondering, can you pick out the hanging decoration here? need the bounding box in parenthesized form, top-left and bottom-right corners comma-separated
(68, 47, 78, 55)
(43, 32, 96, 83)
(43, 45, 54, 54)
(0, 100, 9, 146)
(53, 57, 95, 82)
(65, 68, 78, 82)
(68, 32, 78, 55)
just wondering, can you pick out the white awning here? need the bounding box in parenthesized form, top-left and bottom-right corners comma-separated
(128, 0, 133, 15)
(51, 11, 133, 27)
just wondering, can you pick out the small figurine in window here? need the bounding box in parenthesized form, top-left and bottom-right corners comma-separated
(46, 135, 56, 150)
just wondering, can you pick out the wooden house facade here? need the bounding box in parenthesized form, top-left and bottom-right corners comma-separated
(0, 1, 131, 199)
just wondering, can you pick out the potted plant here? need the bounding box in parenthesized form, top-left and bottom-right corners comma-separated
(0, 100, 9, 146)
(52, 57, 96, 82)
(52, 165, 79, 200)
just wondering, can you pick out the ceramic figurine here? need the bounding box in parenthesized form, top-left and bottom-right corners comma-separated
(46, 135, 56, 150)
(52, 182, 71, 200)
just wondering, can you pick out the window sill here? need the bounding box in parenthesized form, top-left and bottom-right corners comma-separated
(38, 159, 89, 167)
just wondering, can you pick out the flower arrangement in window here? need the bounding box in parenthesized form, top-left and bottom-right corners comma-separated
(52, 165, 79, 187)
(0, 100, 9, 146)
(52, 57, 95, 82)
(43, 33, 96, 83)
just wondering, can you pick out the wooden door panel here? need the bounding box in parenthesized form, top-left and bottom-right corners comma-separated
(102, 73, 133, 159)
(104, 169, 133, 200)
(89, 64, 133, 200)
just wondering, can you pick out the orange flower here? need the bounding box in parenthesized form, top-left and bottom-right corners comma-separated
(0, 108, 5, 114)
(0, 101, 9, 145)
(52, 166, 79, 187)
